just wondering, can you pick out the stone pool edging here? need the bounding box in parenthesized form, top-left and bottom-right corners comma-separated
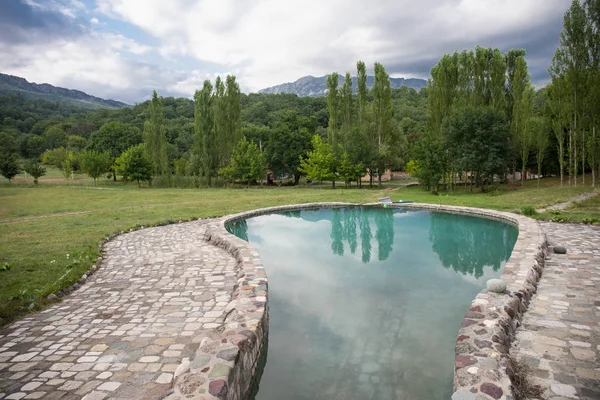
(392, 203, 547, 400)
(169, 203, 349, 400)
(170, 202, 546, 400)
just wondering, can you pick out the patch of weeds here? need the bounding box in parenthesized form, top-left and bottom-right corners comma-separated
(66, 246, 96, 269)
(507, 358, 546, 400)
(549, 209, 566, 222)
(0, 263, 10, 272)
(520, 205, 538, 217)
(582, 216, 599, 224)
(488, 183, 502, 196)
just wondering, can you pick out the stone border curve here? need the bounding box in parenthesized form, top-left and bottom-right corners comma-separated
(170, 202, 546, 400)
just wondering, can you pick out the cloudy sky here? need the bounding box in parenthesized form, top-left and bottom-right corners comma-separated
(0, 0, 571, 104)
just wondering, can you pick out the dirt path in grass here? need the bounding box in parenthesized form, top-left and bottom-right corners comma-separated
(0, 210, 93, 225)
(536, 190, 600, 213)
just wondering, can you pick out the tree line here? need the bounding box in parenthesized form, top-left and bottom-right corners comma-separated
(0, 71, 427, 187)
(414, 0, 600, 192)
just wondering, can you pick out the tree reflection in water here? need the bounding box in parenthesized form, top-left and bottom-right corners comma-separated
(428, 212, 518, 278)
(226, 207, 397, 264)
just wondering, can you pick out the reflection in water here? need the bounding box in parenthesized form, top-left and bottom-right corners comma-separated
(228, 218, 249, 242)
(226, 208, 518, 400)
(228, 207, 396, 263)
(428, 212, 518, 278)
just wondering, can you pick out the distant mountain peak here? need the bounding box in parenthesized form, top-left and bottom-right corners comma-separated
(0, 73, 129, 109)
(258, 74, 427, 97)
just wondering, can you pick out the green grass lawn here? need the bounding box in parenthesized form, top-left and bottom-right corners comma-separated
(0, 171, 598, 324)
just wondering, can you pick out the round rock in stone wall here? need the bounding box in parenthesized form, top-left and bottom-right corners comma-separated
(554, 246, 567, 254)
(486, 279, 507, 293)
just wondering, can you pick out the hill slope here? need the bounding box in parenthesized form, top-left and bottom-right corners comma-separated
(0, 73, 128, 109)
(258, 74, 427, 96)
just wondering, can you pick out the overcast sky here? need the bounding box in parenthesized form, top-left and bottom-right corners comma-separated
(0, 0, 571, 104)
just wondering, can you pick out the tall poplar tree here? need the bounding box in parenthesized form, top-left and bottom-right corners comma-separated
(372, 63, 394, 186)
(555, 0, 589, 186)
(340, 72, 353, 148)
(326, 73, 340, 147)
(224, 75, 242, 166)
(489, 49, 507, 114)
(143, 91, 169, 177)
(213, 77, 227, 171)
(194, 80, 217, 185)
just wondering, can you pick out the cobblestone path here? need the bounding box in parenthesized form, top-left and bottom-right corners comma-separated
(511, 222, 600, 399)
(0, 220, 238, 400)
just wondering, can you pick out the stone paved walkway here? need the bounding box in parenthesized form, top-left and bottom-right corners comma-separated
(511, 222, 600, 400)
(0, 220, 238, 400)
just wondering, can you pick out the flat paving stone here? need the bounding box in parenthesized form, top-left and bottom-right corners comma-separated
(0, 220, 238, 399)
(511, 222, 600, 400)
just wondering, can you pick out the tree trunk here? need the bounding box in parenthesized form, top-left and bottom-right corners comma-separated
(294, 174, 300, 185)
(369, 170, 373, 188)
(538, 160, 542, 188)
(512, 162, 516, 188)
(559, 140, 564, 188)
(593, 126, 597, 187)
(569, 128, 573, 186)
(582, 130, 585, 186)
(521, 149, 526, 187)
(332, 179, 336, 189)
(574, 132, 578, 187)
(378, 169, 382, 187)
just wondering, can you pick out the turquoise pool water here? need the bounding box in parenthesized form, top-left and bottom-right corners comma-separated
(226, 207, 518, 400)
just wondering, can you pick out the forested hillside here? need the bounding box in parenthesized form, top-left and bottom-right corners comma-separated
(0, 81, 428, 186)
(0, 73, 128, 109)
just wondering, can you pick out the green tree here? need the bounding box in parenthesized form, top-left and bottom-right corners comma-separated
(61, 154, 73, 182)
(340, 72, 353, 148)
(144, 91, 169, 176)
(326, 73, 340, 147)
(490, 49, 507, 114)
(81, 150, 111, 186)
(214, 77, 227, 169)
(194, 80, 217, 185)
(0, 152, 21, 183)
(510, 56, 534, 184)
(22, 159, 46, 184)
(87, 121, 142, 180)
(299, 135, 335, 186)
(224, 75, 242, 166)
(66, 135, 87, 152)
(372, 62, 394, 186)
(41, 147, 68, 168)
(338, 151, 363, 186)
(531, 116, 550, 187)
(43, 125, 67, 149)
(220, 137, 266, 186)
(445, 107, 511, 192)
(114, 144, 154, 188)
(555, 0, 589, 186)
(547, 74, 570, 186)
(0, 132, 18, 154)
(264, 113, 313, 184)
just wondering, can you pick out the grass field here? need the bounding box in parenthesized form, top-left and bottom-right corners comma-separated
(0, 170, 598, 324)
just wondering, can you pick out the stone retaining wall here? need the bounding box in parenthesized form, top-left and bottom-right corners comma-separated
(393, 203, 547, 400)
(173, 203, 545, 400)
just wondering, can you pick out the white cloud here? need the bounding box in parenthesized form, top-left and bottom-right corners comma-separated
(3, 0, 570, 102)
(96, 0, 569, 92)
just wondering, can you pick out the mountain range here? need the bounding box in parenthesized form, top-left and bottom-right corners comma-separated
(0, 73, 128, 109)
(258, 75, 427, 96)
